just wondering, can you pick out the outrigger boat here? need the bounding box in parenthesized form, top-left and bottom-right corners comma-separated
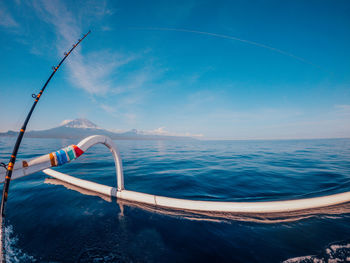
(2, 134, 350, 216)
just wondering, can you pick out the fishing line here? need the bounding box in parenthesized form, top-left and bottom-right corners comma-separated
(131, 27, 325, 71)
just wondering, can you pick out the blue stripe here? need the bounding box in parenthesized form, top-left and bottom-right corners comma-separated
(55, 149, 68, 166)
(55, 151, 63, 165)
(59, 149, 68, 164)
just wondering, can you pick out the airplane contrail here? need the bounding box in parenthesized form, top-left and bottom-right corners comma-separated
(132, 27, 324, 70)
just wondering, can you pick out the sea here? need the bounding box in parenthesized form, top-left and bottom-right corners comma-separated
(0, 137, 350, 262)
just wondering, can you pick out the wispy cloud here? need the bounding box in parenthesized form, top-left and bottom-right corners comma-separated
(95, 67, 159, 124)
(31, 0, 136, 96)
(141, 127, 203, 138)
(179, 92, 350, 139)
(100, 104, 116, 114)
(0, 3, 19, 28)
(106, 126, 203, 138)
(28, 0, 165, 131)
(334, 104, 350, 116)
(67, 50, 136, 95)
(101, 26, 113, 32)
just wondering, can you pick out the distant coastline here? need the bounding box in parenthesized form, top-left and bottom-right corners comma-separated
(0, 118, 196, 141)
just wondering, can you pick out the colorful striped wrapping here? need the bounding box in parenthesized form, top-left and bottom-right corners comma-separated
(49, 145, 84, 167)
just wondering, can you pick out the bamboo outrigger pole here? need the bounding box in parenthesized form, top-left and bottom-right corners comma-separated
(0, 30, 91, 217)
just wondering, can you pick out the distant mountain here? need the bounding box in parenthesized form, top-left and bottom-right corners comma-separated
(59, 118, 100, 129)
(0, 118, 195, 140)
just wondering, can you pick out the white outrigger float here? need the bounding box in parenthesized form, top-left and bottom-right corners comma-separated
(2, 135, 350, 216)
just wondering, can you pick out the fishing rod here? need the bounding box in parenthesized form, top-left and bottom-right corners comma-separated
(0, 30, 91, 217)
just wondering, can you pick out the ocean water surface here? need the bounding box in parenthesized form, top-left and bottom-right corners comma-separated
(0, 137, 350, 262)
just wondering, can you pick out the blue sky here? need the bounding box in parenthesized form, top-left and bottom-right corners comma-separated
(0, 0, 349, 140)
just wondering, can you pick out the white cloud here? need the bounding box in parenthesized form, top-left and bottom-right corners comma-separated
(100, 104, 116, 114)
(60, 119, 73, 126)
(141, 127, 203, 138)
(29, 0, 163, 133)
(31, 0, 137, 96)
(67, 50, 136, 95)
(95, 68, 158, 124)
(335, 104, 350, 115)
(101, 26, 113, 32)
(183, 104, 350, 140)
(0, 4, 19, 28)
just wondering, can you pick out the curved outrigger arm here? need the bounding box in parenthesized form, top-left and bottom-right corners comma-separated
(0, 135, 124, 190)
(1, 135, 350, 214)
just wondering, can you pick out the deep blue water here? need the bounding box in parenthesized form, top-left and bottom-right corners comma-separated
(0, 137, 350, 262)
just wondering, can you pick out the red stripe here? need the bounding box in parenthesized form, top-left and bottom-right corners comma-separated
(72, 145, 84, 157)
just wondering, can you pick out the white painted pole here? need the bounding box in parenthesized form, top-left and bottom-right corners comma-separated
(42, 168, 350, 213)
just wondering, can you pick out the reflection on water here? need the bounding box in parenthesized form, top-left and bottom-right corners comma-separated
(45, 178, 112, 203)
(0, 137, 350, 262)
(45, 177, 350, 224)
